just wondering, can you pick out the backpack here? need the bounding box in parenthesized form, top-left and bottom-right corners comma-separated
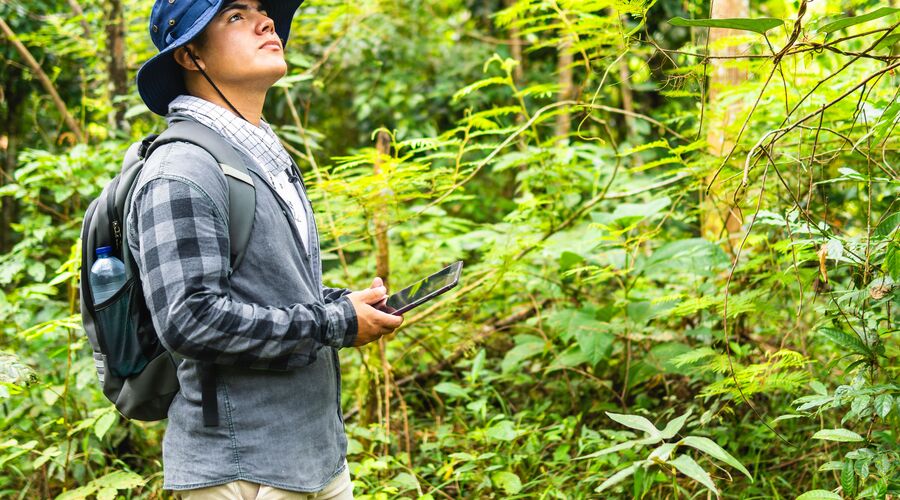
(79, 119, 256, 422)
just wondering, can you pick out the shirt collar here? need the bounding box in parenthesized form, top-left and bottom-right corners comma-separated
(168, 95, 292, 178)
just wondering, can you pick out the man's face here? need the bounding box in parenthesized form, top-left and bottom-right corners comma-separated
(187, 0, 287, 89)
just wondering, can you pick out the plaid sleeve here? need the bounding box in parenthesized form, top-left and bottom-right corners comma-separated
(128, 176, 358, 369)
(322, 286, 352, 304)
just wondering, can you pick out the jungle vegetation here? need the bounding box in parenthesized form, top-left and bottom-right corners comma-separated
(1, 0, 899, 498)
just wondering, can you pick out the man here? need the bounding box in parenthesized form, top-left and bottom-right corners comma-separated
(130, 0, 403, 497)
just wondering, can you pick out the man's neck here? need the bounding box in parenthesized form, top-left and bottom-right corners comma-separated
(188, 84, 267, 126)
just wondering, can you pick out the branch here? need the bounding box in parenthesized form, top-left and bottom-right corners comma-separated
(0, 16, 85, 143)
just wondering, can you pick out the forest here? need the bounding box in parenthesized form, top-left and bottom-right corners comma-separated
(1, 0, 899, 498)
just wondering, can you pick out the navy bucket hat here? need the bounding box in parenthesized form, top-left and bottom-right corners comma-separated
(137, 0, 304, 116)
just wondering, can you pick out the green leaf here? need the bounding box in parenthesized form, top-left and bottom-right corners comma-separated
(606, 412, 660, 437)
(484, 420, 519, 442)
(93, 470, 146, 490)
(647, 443, 677, 463)
(491, 471, 523, 494)
(818, 328, 870, 356)
(659, 409, 691, 439)
(501, 339, 544, 373)
(668, 17, 784, 35)
(885, 244, 900, 280)
(669, 454, 719, 496)
(433, 382, 470, 400)
(812, 428, 864, 442)
(96, 488, 117, 500)
(577, 330, 614, 366)
(795, 490, 842, 500)
(55, 486, 96, 500)
(874, 211, 900, 239)
(94, 412, 117, 440)
(596, 463, 640, 493)
(874, 394, 893, 418)
(389, 472, 420, 491)
(818, 8, 900, 34)
(841, 460, 857, 497)
(678, 436, 752, 480)
(576, 440, 638, 460)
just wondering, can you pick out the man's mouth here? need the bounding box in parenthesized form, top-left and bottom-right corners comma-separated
(260, 40, 282, 50)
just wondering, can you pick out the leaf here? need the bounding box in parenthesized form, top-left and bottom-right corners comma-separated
(491, 471, 523, 494)
(94, 470, 145, 489)
(874, 211, 900, 239)
(818, 8, 900, 34)
(668, 17, 784, 35)
(818, 328, 870, 356)
(55, 486, 96, 500)
(389, 472, 420, 491)
(679, 436, 753, 480)
(647, 443, 677, 463)
(501, 339, 544, 373)
(96, 488, 118, 500)
(595, 463, 640, 493)
(659, 409, 692, 439)
(841, 460, 857, 497)
(795, 490, 843, 500)
(874, 394, 893, 418)
(433, 382, 470, 400)
(812, 428, 864, 442)
(606, 412, 660, 437)
(577, 330, 614, 366)
(886, 244, 900, 280)
(94, 412, 117, 440)
(669, 454, 719, 496)
(484, 420, 519, 442)
(452, 76, 510, 103)
(576, 440, 638, 460)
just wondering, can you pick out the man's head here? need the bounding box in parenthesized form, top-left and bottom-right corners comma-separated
(174, 0, 288, 98)
(137, 0, 304, 116)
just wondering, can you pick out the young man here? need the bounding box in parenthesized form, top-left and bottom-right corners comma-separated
(131, 0, 403, 497)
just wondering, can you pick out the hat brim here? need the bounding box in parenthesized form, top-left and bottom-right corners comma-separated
(137, 0, 304, 116)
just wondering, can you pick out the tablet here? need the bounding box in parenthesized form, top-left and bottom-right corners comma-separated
(376, 261, 463, 315)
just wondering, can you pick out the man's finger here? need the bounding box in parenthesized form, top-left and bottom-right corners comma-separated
(361, 286, 387, 302)
(374, 311, 403, 328)
(371, 277, 383, 289)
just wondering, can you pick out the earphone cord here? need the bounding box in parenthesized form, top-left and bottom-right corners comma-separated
(186, 49, 249, 122)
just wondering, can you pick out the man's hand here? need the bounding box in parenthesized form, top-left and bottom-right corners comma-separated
(347, 277, 403, 347)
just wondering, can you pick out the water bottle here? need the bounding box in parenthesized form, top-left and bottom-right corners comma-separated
(90, 246, 126, 304)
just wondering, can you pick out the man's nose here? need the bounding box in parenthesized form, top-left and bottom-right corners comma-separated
(256, 13, 275, 34)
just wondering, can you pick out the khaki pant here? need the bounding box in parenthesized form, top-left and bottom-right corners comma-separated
(179, 466, 354, 500)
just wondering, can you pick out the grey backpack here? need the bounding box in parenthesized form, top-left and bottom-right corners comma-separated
(79, 119, 255, 422)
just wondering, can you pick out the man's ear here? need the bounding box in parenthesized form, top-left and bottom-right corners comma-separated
(173, 45, 204, 72)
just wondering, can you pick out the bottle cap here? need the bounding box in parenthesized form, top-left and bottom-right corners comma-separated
(95, 246, 113, 257)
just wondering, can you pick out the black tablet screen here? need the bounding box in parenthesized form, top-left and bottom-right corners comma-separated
(384, 261, 462, 314)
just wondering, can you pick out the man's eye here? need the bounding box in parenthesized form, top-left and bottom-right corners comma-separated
(259, 10, 268, 16)
(228, 13, 242, 22)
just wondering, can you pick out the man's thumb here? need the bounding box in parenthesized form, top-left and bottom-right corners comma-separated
(363, 286, 387, 301)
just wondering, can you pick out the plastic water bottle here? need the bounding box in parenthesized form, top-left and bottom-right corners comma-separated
(90, 246, 126, 304)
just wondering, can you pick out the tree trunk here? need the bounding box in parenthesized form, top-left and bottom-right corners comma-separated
(701, 0, 749, 250)
(105, 0, 128, 131)
(67, 0, 92, 39)
(0, 16, 85, 144)
(1, 65, 25, 254)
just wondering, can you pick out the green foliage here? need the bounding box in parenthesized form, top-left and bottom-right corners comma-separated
(1, 0, 900, 497)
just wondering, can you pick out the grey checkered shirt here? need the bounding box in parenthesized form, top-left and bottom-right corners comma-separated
(169, 95, 309, 251)
(125, 104, 357, 370)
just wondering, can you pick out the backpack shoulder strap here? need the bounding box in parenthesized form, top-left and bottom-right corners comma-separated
(145, 121, 256, 272)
